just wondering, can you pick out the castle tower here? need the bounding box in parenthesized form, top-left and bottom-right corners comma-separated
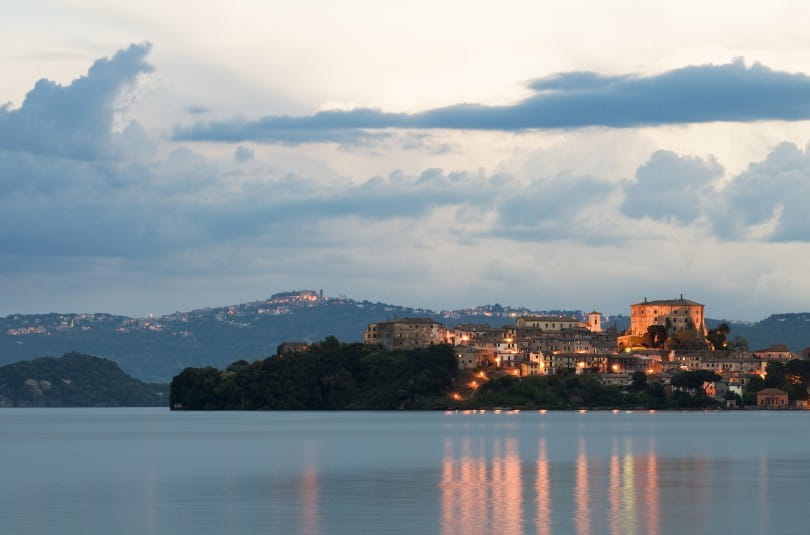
(588, 311, 602, 333)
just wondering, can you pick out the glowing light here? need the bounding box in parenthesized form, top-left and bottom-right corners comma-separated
(577, 362, 586, 368)
(451, 393, 462, 401)
(468, 381, 479, 389)
(612, 364, 620, 372)
(538, 409, 547, 414)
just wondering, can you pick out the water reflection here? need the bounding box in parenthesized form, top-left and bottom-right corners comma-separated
(646, 440, 659, 535)
(440, 434, 663, 535)
(441, 438, 523, 535)
(609, 442, 620, 535)
(300, 466, 319, 535)
(536, 440, 551, 535)
(622, 440, 636, 535)
(575, 438, 590, 535)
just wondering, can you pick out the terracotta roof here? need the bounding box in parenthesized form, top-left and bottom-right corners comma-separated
(632, 297, 704, 307)
(756, 388, 788, 396)
(376, 317, 444, 325)
(753, 344, 791, 353)
(454, 323, 500, 331)
(519, 315, 580, 322)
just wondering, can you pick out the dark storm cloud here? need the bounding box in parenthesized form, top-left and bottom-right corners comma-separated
(174, 59, 810, 144)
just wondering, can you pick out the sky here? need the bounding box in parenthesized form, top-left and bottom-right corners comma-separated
(2, 1, 810, 320)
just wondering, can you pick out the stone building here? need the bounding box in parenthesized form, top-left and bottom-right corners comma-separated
(364, 318, 448, 349)
(515, 315, 585, 331)
(455, 346, 487, 370)
(756, 388, 789, 409)
(627, 295, 706, 337)
(276, 342, 310, 357)
(752, 344, 795, 361)
(527, 330, 616, 355)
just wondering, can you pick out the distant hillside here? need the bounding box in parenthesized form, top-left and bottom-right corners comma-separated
(0, 293, 581, 382)
(706, 314, 810, 353)
(0, 353, 168, 407)
(1, 291, 807, 382)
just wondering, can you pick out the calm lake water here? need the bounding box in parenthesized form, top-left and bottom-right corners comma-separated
(1, 409, 808, 534)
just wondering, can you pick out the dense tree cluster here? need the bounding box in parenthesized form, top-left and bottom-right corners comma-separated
(742, 360, 810, 405)
(0, 352, 167, 407)
(171, 337, 810, 411)
(171, 338, 459, 410)
(469, 369, 725, 410)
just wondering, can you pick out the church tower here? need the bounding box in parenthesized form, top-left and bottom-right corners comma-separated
(588, 311, 602, 333)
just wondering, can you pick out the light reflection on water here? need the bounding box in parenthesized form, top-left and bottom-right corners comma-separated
(438, 434, 666, 535)
(2, 409, 810, 534)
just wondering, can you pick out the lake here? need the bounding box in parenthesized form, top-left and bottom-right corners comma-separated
(1, 409, 808, 534)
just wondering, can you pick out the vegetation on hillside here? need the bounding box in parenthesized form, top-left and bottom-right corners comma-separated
(171, 338, 459, 410)
(468, 369, 723, 410)
(742, 360, 810, 405)
(0, 352, 168, 407)
(171, 338, 746, 411)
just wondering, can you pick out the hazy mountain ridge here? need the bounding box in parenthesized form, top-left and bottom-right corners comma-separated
(1, 292, 806, 382)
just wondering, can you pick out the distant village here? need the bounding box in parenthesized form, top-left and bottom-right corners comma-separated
(354, 296, 801, 409)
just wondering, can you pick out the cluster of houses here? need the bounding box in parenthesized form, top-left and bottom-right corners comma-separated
(363, 296, 802, 408)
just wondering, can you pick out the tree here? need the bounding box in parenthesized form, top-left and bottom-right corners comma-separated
(728, 336, 749, 351)
(706, 323, 731, 350)
(784, 383, 809, 402)
(764, 361, 786, 388)
(786, 359, 810, 383)
(643, 325, 668, 348)
(666, 322, 708, 350)
(745, 375, 766, 394)
(671, 370, 721, 391)
(631, 371, 647, 390)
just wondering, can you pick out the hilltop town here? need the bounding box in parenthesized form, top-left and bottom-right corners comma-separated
(0, 289, 810, 400)
(355, 295, 807, 408)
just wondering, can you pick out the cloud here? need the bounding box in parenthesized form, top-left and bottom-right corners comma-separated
(233, 145, 254, 162)
(174, 59, 810, 145)
(621, 150, 723, 224)
(184, 105, 210, 115)
(712, 141, 810, 241)
(0, 42, 153, 160)
(494, 174, 617, 242)
(5, 43, 810, 319)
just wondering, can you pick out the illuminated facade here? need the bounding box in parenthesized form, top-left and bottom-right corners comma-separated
(628, 295, 706, 337)
(587, 311, 602, 333)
